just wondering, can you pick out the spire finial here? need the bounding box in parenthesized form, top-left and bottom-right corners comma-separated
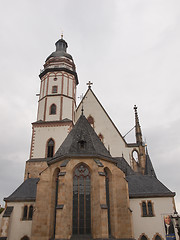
(61, 31, 63, 39)
(134, 105, 143, 145)
(86, 81, 93, 89)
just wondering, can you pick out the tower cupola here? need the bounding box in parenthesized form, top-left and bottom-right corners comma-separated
(55, 38, 68, 51)
(46, 37, 73, 62)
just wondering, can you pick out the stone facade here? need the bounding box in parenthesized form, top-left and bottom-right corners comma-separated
(31, 158, 133, 240)
(0, 37, 179, 240)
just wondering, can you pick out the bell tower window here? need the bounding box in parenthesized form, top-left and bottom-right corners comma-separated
(50, 104, 56, 115)
(52, 86, 58, 93)
(47, 138, 55, 157)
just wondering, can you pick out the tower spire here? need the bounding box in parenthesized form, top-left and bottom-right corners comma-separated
(134, 105, 143, 145)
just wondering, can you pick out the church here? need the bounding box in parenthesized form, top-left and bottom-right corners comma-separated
(0, 36, 178, 240)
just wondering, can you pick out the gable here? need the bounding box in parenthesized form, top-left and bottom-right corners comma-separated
(75, 88, 136, 165)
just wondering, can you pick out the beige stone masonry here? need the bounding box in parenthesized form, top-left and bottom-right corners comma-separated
(31, 157, 134, 240)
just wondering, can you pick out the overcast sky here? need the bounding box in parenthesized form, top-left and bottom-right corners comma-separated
(0, 0, 180, 213)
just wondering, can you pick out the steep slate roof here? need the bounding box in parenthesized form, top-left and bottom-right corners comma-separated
(3, 206, 14, 217)
(144, 149, 157, 178)
(115, 157, 135, 176)
(4, 178, 39, 202)
(48, 114, 115, 164)
(126, 175, 175, 198)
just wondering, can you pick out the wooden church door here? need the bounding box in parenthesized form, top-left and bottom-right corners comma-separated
(73, 164, 91, 235)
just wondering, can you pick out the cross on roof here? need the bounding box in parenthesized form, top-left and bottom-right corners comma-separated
(86, 81, 93, 89)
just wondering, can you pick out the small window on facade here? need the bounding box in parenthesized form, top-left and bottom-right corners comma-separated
(155, 235, 162, 240)
(54, 77, 57, 81)
(52, 86, 58, 93)
(28, 205, 33, 220)
(21, 236, 30, 240)
(47, 139, 54, 157)
(147, 201, 153, 216)
(141, 201, 154, 217)
(98, 133, 104, 142)
(141, 235, 148, 240)
(50, 104, 56, 115)
(23, 206, 28, 220)
(87, 115, 94, 128)
(142, 202, 147, 216)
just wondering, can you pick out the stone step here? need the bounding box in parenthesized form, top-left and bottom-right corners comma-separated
(70, 235, 93, 240)
(70, 235, 116, 240)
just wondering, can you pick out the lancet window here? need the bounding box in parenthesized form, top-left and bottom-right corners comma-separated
(105, 168, 111, 236)
(141, 235, 148, 240)
(47, 138, 54, 158)
(141, 201, 154, 217)
(22, 205, 33, 221)
(50, 104, 56, 115)
(73, 164, 91, 235)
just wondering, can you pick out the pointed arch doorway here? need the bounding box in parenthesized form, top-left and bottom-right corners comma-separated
(73, 164, 91, 235)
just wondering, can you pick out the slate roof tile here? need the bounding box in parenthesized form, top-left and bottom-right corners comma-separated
(126, 175, 175, 198)
(48, 115, 114, 164)
(4, 178, 39, 202)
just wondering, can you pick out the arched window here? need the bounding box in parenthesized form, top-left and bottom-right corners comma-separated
(23, 206, 28, 220)
(132, 150, 138, 161)
(21, 236, 30, 240)
(28, 205, 33, 220)
(87, 115, 94, 128)
(104, 168, 111, 236)
(142, 202, 147, 216)
(73, 164, 91, 235)
(147, 201, 153, 216)
(47, 138, 54, 157)
(155, 235, 162, 240)
(98, 133, 104, 143)
(141, 235, 148, 240)
(50, 104, 56, 115)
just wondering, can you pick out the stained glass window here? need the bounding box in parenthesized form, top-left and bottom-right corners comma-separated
(105, 169, 111, 236)
(73, 164, 91, 235)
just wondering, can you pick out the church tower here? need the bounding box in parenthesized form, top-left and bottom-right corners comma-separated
(26, 36, 78, 178)
(37, 35, 78, 122)
(0, 36, 178, 240)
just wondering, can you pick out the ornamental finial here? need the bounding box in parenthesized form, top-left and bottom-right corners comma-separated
(61, 31, 63, 39)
